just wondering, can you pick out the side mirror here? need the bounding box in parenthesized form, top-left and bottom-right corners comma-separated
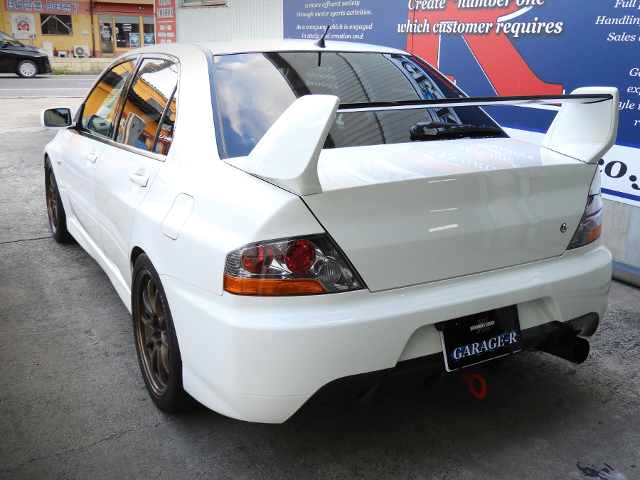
(41, 108, 72, 129)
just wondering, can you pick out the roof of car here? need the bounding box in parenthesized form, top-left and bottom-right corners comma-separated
(199, 39, 408, 55)
(129, 39, 409, 58)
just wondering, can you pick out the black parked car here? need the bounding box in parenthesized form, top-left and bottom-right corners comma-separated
(0, 30, 52, 78)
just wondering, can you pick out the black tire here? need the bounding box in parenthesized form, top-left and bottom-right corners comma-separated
(45, 158, 73, 243)
(17, 59, 37, 78)
(132, 254, 196, 412)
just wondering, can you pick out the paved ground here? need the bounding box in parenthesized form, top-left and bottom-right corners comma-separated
(0, 74, 97, 98)
(1, 79, 640, 480)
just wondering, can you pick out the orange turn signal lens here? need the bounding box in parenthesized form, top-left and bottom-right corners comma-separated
(224, 275, 328, 296)
(586, 223, 602, 244)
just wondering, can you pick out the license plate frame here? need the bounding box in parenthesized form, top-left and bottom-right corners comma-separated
(439, 305, 522, 372)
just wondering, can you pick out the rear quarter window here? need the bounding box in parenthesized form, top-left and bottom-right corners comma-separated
(115, 58, 178, 154)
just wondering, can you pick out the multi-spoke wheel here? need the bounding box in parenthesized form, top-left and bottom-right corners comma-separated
(133, 254, 195, 412)
(45, 158, 72, 243)
(136, 272, 170, 395)
(17, 60, 37, 78)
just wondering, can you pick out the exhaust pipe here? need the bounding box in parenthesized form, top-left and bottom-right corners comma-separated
(537, 333, 590, 365)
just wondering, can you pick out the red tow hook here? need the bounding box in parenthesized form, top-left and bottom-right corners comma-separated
(458, 371, 487, 399)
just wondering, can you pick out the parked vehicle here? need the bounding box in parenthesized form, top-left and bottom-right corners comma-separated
(0, 30, 51, 77)
(41, 40, 618, 423)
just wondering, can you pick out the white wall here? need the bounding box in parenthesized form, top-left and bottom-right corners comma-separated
(177, 0, 283, 42)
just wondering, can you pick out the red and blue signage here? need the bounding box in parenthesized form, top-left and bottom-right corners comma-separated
(284, 0, 640, 206)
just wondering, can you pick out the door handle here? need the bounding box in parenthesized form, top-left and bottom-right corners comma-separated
(129, 173, 149, 187)
(85, 152, 97, 163)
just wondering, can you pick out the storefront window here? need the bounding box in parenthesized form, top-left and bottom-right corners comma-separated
(41, 15, 72, 35)
(115, 16, 141, 49)
(143, 17, 155, 45)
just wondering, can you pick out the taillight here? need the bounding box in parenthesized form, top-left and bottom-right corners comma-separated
(224, 234, 364, 295)
(285, 240, 316, 273)
(567, 170, 603, 250)
(241, 245, 274, 274)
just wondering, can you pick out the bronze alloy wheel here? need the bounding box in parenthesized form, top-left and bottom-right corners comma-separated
(132, 254, 195, 412)
(134, 271, 171, 396)
(45, 167, 59, 235)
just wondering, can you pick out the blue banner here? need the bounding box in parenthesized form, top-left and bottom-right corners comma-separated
(284, 0, 640, 206)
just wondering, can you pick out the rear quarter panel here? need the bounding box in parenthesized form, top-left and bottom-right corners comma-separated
(129, 46, 324, 295)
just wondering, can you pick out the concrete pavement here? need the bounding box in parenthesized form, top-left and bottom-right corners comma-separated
(0, 74, 91, 136)
(0, 74, 97, 98)
(1, 80, 639, 480)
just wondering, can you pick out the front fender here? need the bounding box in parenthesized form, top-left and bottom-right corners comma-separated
(43, 131, 72, 211)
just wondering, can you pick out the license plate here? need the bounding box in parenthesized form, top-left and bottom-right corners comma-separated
(439, 305, 522, 372)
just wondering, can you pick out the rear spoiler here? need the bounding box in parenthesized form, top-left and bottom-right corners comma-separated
(234, 87, 618, 196)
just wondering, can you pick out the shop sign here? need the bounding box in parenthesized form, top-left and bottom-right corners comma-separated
(283, 0, 640, 207)
(10, 13, 36, 39)
(4, 0, 80, 13)
(155, 0, 177, 44)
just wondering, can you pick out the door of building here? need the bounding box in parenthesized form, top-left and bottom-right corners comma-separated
(98, 16, 114, 55)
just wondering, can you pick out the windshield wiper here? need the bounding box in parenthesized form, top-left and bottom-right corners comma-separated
(410, 121, 504, 140)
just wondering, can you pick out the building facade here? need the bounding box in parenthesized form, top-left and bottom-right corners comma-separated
(1, 0, 155, 57)
(175, 0, 281, 42)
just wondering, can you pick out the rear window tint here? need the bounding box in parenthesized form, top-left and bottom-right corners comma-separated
(213, 52, 498, 158)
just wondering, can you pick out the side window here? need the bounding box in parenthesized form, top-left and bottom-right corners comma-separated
(116, 59, 178, 154)
(155, 95, 176, 155)
(82, 60, 135, 138)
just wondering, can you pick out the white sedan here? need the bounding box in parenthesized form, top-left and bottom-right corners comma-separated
(41, 40, 617, 423)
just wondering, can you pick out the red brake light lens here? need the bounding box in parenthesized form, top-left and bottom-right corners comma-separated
(241, 245, 274, 274)
(285, 240, 316, 273)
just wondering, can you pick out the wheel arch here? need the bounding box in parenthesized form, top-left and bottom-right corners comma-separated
(131, 246, 146, 277)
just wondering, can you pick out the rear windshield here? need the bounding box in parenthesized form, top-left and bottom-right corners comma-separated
(212, 52, 500, 158)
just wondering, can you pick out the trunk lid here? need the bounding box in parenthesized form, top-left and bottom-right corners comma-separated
(304, 138, 595, 292)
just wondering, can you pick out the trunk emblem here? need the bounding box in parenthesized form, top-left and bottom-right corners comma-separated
(560, 223, 568, 233)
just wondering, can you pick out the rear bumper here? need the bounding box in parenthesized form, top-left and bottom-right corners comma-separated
(311, 311, 600, 403)
(162, 242, 612, 423)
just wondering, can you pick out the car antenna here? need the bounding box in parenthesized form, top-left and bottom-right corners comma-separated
(315, 25, 330, 66)
(314, 25, 330, 48)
